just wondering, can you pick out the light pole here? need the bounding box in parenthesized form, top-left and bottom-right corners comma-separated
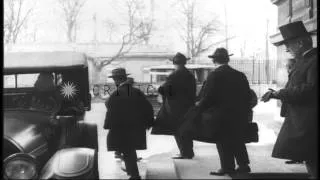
(224, 2, 228, 50)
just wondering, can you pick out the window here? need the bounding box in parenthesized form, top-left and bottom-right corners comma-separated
(156, 75, 167, 83)
(4, 75, 16, 88)
(4, 73, 57, 88)
(17, 73, 39, 88)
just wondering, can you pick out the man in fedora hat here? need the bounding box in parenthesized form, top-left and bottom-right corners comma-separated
(261, 21, 318, 178)
(151, 52, 197, 159)
(104, 68, 154, 179)
(196, 47, 252, 175)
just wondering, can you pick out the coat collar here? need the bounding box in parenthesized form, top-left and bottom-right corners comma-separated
(289, 48, 317, 77)
(302, 48, 317, 58)
(118, 82, 132, 89)
(215, 64, 229, 71)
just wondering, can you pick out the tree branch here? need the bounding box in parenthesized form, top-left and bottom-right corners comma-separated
(91, 0, 152, 68)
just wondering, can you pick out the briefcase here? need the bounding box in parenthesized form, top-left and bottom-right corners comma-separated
(178, 106, 222, 143)
(244, 122, 259, 143)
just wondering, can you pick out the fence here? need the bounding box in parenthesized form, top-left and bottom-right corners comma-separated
(229, 59, 278, 85)
(92, 59, 278, 111)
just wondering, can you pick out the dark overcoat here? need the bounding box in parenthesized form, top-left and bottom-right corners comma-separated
(196, 65, 251, 143)
(151, 66, 196, 135)
(104, 84, 154, 151)
(272, 48, 318, 161)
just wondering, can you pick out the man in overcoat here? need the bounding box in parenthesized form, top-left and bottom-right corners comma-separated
(261, 21, 318, 178)
(197, 48, 252, 175)
(104, 68, 154, 179)
(151, 52, 197, 159)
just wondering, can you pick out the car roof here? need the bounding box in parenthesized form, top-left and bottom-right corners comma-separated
(4, 51, 91, 74)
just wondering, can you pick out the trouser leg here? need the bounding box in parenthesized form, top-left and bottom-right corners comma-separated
(175, 133, 194, 157)
(122, 149, 140, 177)
(234, 142, 250, 167)
(181, 132, 194, 157)
(306, 160, 318, 179)
(216, 143, 235, 170)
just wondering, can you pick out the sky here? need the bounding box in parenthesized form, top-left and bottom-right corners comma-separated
(8, 0, 278, 59)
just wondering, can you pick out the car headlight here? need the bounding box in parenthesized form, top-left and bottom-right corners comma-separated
(3, 153, 38, 180)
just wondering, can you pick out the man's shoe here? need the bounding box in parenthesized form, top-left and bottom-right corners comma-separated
(210, 168, 236, 176)
(121, 166, 127, 172)
(172, 155, 193, 159)
(235, 166, 251, 174)
(121, 167, 131, 176)
(128, 176, 141, 180)
(285, 160, 304, 164)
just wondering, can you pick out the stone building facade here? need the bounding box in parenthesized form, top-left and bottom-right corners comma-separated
(269, 0, 317, 87)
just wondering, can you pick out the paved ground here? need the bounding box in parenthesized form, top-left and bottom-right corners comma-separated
(84, 100, 308, 179)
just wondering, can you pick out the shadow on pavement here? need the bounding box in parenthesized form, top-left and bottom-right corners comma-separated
(231, 172, 309, 179)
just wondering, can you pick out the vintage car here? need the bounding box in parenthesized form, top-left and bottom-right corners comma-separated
(3, 51, 99, 179)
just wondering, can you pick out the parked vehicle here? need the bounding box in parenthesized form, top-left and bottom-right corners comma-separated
(3, 51, 98, 179)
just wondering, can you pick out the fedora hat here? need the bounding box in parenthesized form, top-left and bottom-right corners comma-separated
(276, 21, 313, 45)
(170, 52, 190, 65)
(208, 48, 233, 59)
(108, 68, 130, 78)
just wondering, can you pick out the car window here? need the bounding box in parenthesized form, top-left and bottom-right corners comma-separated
(17, 73, 39, 88)
(156, 75, 167, 83)
(4, 75, 16, 88)
(4, 73, 57, 88)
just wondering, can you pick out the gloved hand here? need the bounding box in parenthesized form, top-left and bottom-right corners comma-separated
(261, 88, 279, 102)
(261, 90, 273, 102)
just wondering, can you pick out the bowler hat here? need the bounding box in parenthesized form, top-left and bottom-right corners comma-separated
(170, 52, 190, 65)
(276, 21, 312, 45)
(108, 68, 130, 78)
(208, 48, 233, 59)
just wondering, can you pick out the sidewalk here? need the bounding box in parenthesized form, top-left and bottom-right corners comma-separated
(170, 144, 308, 179)
(98, 151, 148, 179)
(87, 101, 309, 179)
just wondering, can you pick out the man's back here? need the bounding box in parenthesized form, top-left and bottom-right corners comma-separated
(201, 65, 251, 113)
(215, 65, 250, 109)
(105, 84, 154, 129)
(159, 66, 196, 104)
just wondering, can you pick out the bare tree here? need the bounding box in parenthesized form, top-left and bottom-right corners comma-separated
(175, 0, 220, 59)
(88, 0, 153, 84)
(57, 0, 86, 42)
(98, 0, 153, 67)
(4, 0, 35, 44)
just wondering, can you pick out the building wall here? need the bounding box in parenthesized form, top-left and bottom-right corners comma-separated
(270, 0, 317, 88)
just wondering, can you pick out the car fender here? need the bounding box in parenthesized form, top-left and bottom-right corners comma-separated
(39, 147, 98, 179)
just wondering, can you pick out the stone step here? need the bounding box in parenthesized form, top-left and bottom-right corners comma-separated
(172, 144, 308, 179)
(145, 153, 179, 179)
(173, 155, 232, 179)
(98, 151, 147, 179)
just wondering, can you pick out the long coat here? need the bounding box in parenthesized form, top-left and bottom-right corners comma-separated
(104, 83, 154, 151)
(272, 48, 318, 161)
(151, 66, 196, 135)
(196, 64, 251, 143)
